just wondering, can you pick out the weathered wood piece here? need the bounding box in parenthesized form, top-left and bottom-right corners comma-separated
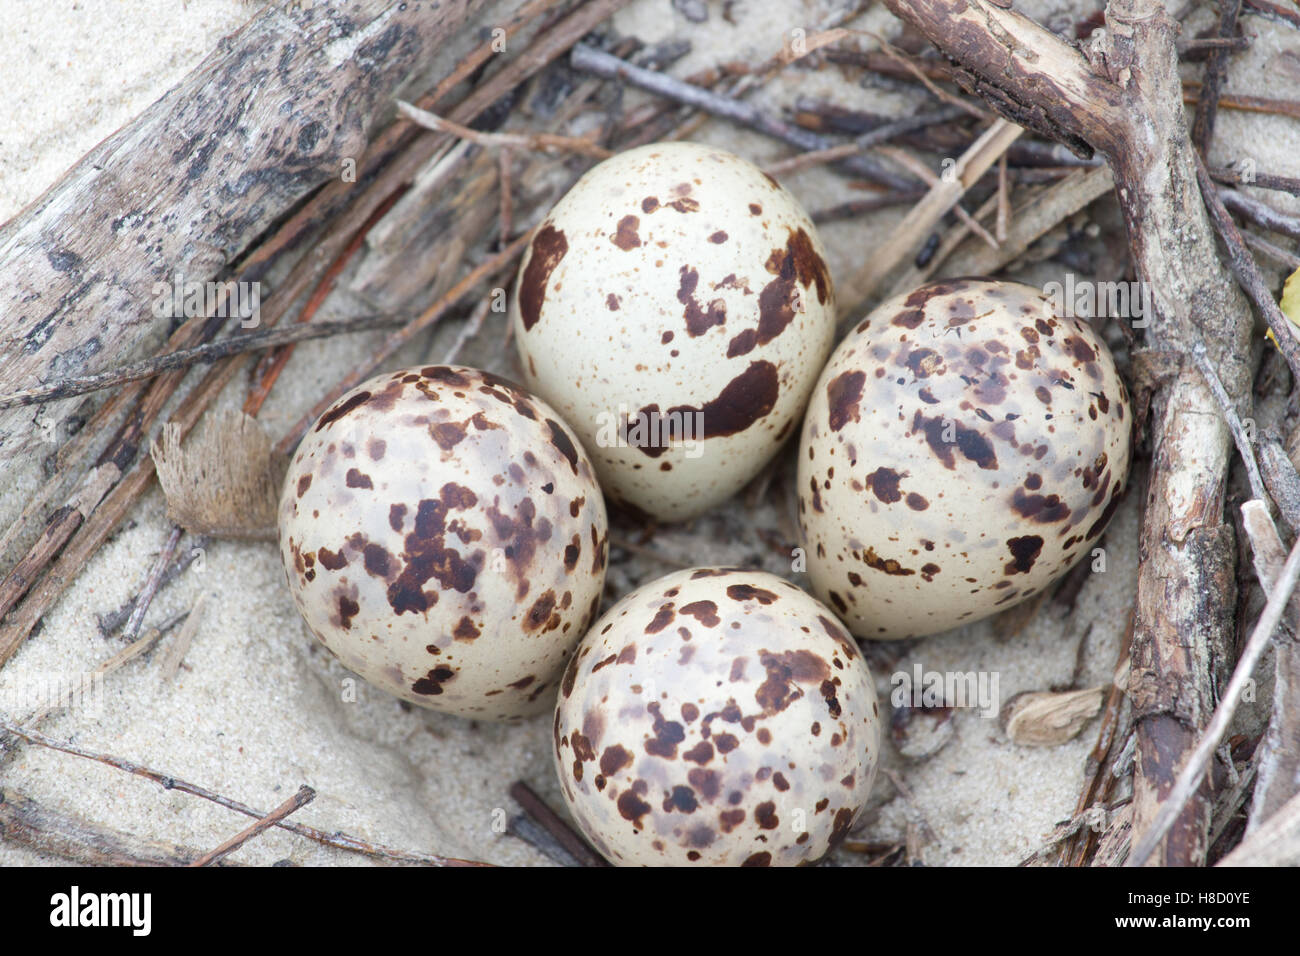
(0, 0, 484, 455)
(881, 0, 1258, 866)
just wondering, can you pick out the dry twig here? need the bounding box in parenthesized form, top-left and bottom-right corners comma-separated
(189, 785, 316, 867)
(0, 720, 490, 867)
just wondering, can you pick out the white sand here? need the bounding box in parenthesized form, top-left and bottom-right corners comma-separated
(1, 0, 1297, 867)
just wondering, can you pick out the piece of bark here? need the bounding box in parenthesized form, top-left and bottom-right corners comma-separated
(1219, 788, 1300, 865)
(882, 0, 1255, 867)
(0, 0, 486, 456)
(0, 786, 216, 866)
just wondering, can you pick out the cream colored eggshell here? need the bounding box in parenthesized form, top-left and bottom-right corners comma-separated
(797, 278, 1132, 640)
(278, 365, 609, 721)
(553, 567, 880, 866)
(509, 141, 836, 523)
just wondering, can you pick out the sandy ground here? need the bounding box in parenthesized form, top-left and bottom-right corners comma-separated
(1, 0, 1297, 866)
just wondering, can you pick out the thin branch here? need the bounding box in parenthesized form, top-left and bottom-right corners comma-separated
(396, 101, 613, 158)
(874, 144, 1000, 248)
(189, 785, 316, 867)
(0, 719, 490, 867)
(1243, 230, 1300, 271)
(1191, 0, 1243, 153)
(98, 535, 208, 636)
(276, 231, 531, 456)
(0, 316, 411, 412)
(120, 526, 183, 643)
(1220, 186, 1300, 240)
(160, 592, 207, 682)
(568, 43, 920, 192)
(1190, 342, 1268, 503)
(1196, 154, 1300, 378)
(15, 610, 187, 732)
(244, 187, 407, 417)
(840, 117, 1022, 315)
(508, 781, 608, 867)
(1209, 166, 1300, 198)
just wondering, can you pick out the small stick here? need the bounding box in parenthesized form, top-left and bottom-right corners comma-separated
(867, 31, 993, 121)
(508, 781, 608, 867)
(189, 785, 316, 867)
(841, 118, 1022, 315)
(1191, 0, 1243, 153)
(1128, 519, 1300, 867)
(1241, 0, 1300, 30)
(161, 593, 207, 682)
(996, 154, 1010, 242)
(1190, 341, 1267, 503)
(762, 106, 970, 177)
(1243, 230, 1300, 271)
(396, 101, 612, 158)
(14, 611, 188, 732)
(569, 43, 919, 193)
(854, 105, 968, 149)
(244, 187, 409, 417)
(441, 298, 493, 366)
(763, 142, 862, 178)
(923, 165, 1115, 284)
(875, 144, 1000, 248)
(885, 192, 998, 298)
(1219, 186, 1300, 240)
(1195, 153, 1300, 379)
(420, 0, 569, 109)
(1183, 85, 1300, 121)
(98, 536, 208, 636)
(1209, 166, 1300, 198)
(0, 316, 412, 411)
(497, 148, 515, 248)
(0, 719, 490, 867)
(811, 191, 926, 224)
(1179, 36, 1252, 56)
(277, 232, 531, 456)
(120, 526, 183, 643)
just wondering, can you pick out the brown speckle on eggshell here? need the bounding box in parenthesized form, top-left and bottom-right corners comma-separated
(278, 365, 608, 721)
(554, 567, 880, 866)
(509, 141, 836, 523)
(797, 278, 1132, 640)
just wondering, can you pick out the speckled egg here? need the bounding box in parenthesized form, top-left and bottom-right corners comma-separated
(278, 365, 609, 720)
(509, 141, 836, 523)
(798, 277, 1132, 640)
(554, 567, 880, 866)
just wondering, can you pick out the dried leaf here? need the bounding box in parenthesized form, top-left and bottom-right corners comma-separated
(151, 411, 283, 540)
(1001, 687, 1105, 746)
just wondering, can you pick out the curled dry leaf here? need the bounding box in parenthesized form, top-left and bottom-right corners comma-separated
(151, 410, 285, 540)
(1001, 687, 1106, 747)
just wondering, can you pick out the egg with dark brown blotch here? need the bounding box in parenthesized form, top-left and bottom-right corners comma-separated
(797, 278, 1132, 640)
(554, 568, 880, 866)
(278, 365, 608, 721)
(509, 141, 836, 523)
